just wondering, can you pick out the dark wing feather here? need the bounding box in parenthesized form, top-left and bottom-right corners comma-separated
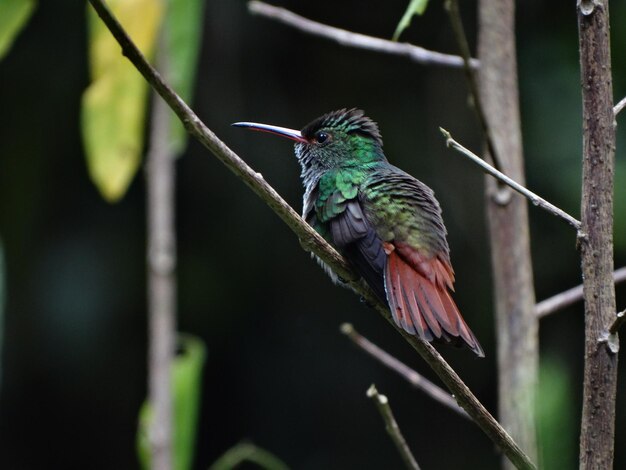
(327, 200, 387, 302)
(361, 166, 484, 357)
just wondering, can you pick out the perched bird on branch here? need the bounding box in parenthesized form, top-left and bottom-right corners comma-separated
(234, 109, 483, 357)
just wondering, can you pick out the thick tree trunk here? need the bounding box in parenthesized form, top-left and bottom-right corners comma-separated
(577, 1, 618, 468)
(477, 1, 538, 467)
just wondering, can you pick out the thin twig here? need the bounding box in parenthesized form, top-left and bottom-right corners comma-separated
(601, 309, 624, 355)
(341, 323, 469, 419)
(614, 96, 626, 116)
(367, 385, 421, 470)
(609, 309, 626, 336)
(248, 1, 477, 69)
(86, 2, 536, 468)
(440, 128, 581, 230)
(536, 267, 626, 318)
(444, 0, 502, 172)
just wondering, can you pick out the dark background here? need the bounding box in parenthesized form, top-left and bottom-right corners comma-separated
(1, 1, 625, 468)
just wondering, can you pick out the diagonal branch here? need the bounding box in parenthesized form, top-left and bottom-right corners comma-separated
(609, 309, 626, 335)
(341, 323, 469, 420)
(536, 267, 626, 318)
(248, 1, 477, 69)
(367, 385, 421, 470)
(440, 128, 581, 230)
(86, 2, 535, 468)
(614, 96, 626, 116)
(86, 0, 355, 285)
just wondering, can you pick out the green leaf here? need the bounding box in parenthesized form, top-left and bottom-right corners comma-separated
(0, 0, 36, 60)
(137, 334, 207, 470)
(82, 0, 164, 202)
(392, 0, 429, 42)
(209, 442, 290, 470)
(162, 0, 205, 157)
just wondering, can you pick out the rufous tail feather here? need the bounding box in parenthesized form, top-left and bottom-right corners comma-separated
(383, 249, 484, 357)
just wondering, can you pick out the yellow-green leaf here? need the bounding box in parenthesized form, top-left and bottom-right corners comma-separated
(163, 0, 205, 157)
(82, 0, 164, 202)
(137, 334, 207, 470)
(392, 0, 429, 42)
(0, 0, 37, 60)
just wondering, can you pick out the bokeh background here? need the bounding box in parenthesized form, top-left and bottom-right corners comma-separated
(1, 1, 625, 468)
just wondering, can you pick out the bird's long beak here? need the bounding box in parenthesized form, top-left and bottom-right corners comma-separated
(232, 121, 307, 143)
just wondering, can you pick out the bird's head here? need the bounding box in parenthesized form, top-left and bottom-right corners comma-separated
(233, 109, 386, 174)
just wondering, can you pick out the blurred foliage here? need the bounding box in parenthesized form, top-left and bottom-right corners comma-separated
(537, 356, 576, 469)
(392, 0, 430, 41)
(163, 0, 205, 157)
(209, 442, 290, 470)
(82, 0, 164, 202)
(0, 0, 36, 60)
(138, 335, 207, 470)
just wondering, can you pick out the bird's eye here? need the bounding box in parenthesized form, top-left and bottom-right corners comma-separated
(314, 131, 330, 144)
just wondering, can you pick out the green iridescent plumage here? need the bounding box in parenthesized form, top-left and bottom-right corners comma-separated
(234, 109, 483, 356)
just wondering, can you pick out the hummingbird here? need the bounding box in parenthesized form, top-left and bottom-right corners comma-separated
(233, 109, 483, 357)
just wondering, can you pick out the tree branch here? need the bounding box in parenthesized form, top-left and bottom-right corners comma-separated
(86, 0, 356, 285)
(535, 267, 626, 318)
(247, 1, 477, 69)
(603, 308, 625, 355)
(613, 96, 626, 116)
(577, 1, 618, 468)
(86, 2, 536, 467)
(440, 128, 581, 230)
(608, 309, 626, 335)
(367, 385, 421, 470)
(340, 323, 469, 420)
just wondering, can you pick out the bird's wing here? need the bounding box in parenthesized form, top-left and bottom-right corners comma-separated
(361, 167, 484, 356)
(330, 199, 387, 301)
(312, 172, 388, 301)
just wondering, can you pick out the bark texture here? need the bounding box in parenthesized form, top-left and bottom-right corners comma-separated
(477, 0, 538, 467)
(577, 1, 618, 468)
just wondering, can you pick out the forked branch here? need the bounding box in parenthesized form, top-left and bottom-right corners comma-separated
(367, 385, 421, 470)
(248, 1, 477, 69)
(341, 323, 469, 419)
